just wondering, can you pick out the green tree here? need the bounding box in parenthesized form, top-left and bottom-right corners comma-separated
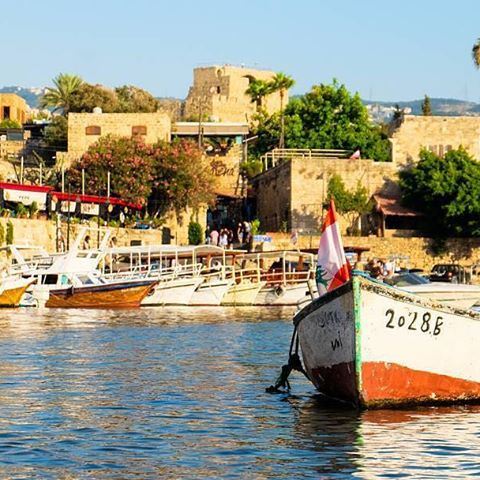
(472, 38, 480, 68)
(269, 72, 295, 148)
(40, 73, 84, 114)
(43, 115, 68, 150)
(115, 85, 159, 112)
(326, 174, 371, 235)
(245, 78, 272, 111)
(188, 221, 203, 245)
(0, 119, 21, 129)
(422, 95, 432, 116)
(251, 80, 390, 161)
(399, 147, 480, 236)
(69, 83, 119, 113)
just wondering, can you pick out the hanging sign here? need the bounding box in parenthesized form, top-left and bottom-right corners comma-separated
(80, 203, 100, 216)
(3, 189, 47, 210)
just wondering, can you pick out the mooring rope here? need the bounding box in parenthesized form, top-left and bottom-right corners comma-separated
(266, 324, 308, 393)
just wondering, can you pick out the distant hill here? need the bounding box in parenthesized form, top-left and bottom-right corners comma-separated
(0, 86, 47, 109)
(363, 98, 480, 122)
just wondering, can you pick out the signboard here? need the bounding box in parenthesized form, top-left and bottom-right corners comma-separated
(253, 235, 272, 243)
(3, 189, 47, 210)
(80, 203, 100, 216)
(60, 201, 76, 213)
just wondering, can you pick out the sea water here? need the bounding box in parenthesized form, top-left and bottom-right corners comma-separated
(0, 307, 478, 479)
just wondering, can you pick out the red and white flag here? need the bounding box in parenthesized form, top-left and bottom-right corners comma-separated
(316, 199, 351, 295)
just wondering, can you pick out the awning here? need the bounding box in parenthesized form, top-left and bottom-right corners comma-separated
(373, 195, 423, 217)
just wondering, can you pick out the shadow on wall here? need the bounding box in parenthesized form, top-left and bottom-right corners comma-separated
(427, 238, 479, 264)
(291, 204, 323, 233)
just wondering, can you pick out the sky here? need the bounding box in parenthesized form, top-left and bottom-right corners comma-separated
(2, 0, 480, 102)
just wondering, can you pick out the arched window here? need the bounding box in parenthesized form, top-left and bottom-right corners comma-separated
(132, 125, 147, 136)
(85, 125, 101, 135)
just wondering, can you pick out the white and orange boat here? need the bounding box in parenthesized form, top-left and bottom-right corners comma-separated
(293, 272, 480, 408)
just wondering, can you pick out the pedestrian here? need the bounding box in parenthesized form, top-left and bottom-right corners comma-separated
(242, 220, 251, 244)
(236, 222, 243, 245)
(218, 228, 228, 248)
(210, 226, 219, 246)
(227, 229, 234, 249)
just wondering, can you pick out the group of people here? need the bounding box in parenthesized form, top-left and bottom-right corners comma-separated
(207, 221, 253, 249)
(364, 258, 396, 280)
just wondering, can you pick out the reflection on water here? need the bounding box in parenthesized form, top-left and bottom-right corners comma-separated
(0, 307, 479, 479)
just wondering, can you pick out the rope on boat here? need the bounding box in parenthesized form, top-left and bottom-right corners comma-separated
(266, 324, 308, 394)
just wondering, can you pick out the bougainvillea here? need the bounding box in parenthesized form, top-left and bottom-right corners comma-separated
(67, 135, 216, 216)
(149, 139, 216, 216)
(67, 135, 154, 205)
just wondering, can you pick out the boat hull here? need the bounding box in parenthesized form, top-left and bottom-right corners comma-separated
(295, 275, 480, 408)
(0, 278, 34, 307)
(190, 279, 232, 306)
(255, 281, 314, 306)
(141, 277, 203, 306)
(222, 281, 266, 306)
(46, 280, 157, 308)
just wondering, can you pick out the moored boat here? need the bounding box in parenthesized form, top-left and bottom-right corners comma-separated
(0, 276, 35, 307)
(46, 278, 157, 308)
(294, 273, 480, 408)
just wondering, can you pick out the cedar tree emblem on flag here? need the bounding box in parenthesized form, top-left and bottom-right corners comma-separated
(316, 198, 351, 295)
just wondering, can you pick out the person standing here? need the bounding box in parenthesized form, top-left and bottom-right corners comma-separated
(210, 227, 219, 246)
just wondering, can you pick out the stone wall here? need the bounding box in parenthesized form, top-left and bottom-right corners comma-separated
(391, 115, 480, 165)
(0, 94, 28, 124)
(65, 112, 171, 162)
(263, 232, 480, 272)
(208, 144, 244, 197)
(254, 156, 398, 232)
(184, 65, 284, 123)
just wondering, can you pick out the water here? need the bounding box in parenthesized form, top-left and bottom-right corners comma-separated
(0, 307, 479, 479)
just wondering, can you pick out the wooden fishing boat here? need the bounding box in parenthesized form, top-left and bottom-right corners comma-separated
(46, 278, 157, 308)
(294, 273, 480, 408)
(0, 277, 34, 307)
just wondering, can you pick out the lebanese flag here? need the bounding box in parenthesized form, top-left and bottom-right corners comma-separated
(316, 199, 351, 295)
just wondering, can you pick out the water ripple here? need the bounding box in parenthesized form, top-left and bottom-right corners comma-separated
(0, 307, 478, 479)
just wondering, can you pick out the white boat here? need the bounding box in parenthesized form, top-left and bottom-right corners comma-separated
(142, 276, 203, 306)
(401, 283, 480, 310)
(293, 273, 480, 408)
(222, 279, 266, 306)
(191, 276, 232, 306)
(230, 251, 316, 306)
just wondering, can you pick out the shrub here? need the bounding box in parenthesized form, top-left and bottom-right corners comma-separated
(188, 221, 203, 245)
(6, 221, 13, 245)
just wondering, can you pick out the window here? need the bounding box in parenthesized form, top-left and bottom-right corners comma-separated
(2, 106, 10, 120)
(85, 125, 101, 135)
(132, 125, 147, 136)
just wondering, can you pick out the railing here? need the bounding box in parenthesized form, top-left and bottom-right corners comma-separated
(260, 148, 353, 171)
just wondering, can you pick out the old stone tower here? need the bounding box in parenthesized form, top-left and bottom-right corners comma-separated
(184, 65, 285, 123)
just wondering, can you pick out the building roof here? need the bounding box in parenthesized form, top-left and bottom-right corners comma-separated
(373, 195, 422, 217)
(173, 122, 249, 136)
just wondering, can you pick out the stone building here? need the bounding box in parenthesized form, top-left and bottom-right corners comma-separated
(390, 115, 480, 165)
(253, 151, 398, 233)
(0, 93, 28, 125)
(184, 65, 284, 123)
(64, 112, 171, 161)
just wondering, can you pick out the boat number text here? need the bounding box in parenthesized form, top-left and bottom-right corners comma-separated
(384, 309, 443, 336)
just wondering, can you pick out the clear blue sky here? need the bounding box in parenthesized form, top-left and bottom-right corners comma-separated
(2, 0, 480, 102)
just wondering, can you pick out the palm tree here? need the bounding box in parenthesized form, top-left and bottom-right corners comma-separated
(244, 77, 272, 111)
(473, 38, 480, 68)
(40, 73, 84, 114)
(269, 72, 295, 149)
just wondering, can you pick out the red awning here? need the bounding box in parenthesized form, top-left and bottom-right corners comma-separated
(0, 182, 53, 193)
(373, 195, 422, 217)
(51, 192, 143, 210)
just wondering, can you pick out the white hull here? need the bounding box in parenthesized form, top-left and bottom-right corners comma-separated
(294, 274, 480, 407)
(141, 277, 203, 306)
(255, 281, 314, 306)
(222, 281, 266, 306)
(402, 283, 480, 310)
(190, 279, 232, 306)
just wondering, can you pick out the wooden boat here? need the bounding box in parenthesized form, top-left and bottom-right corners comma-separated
(46, 278, 157, 308)
(294, 273, 480, 408)
(0, 276, 34, 307)
(222, 279, 266, 306)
